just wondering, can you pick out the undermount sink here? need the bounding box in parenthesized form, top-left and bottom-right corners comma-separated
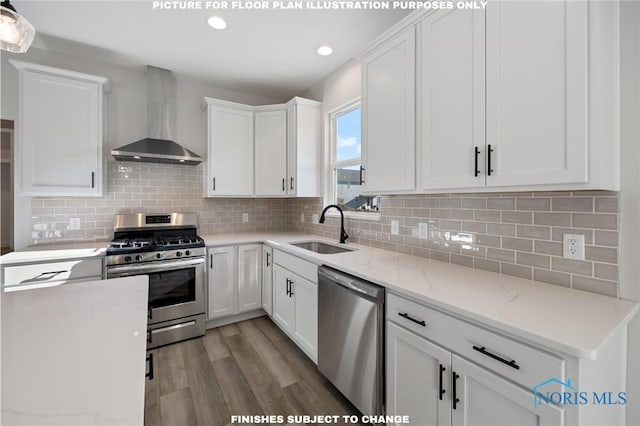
(290, 241, 356, 255)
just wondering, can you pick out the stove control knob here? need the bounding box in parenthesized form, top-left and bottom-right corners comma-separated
(176, 251, 183, 257)
(135, 255, 143, 262)
(124, 256, 132, 263)
(156, 252, 164, 259)
(185, 250, 191, 256)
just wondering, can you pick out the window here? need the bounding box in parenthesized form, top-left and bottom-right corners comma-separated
(329, 100, 380, 215)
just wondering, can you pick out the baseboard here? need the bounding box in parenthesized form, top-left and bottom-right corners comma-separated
(205, 309, 267, 329)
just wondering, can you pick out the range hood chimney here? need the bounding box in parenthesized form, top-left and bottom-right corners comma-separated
(111, 66, 202, 165)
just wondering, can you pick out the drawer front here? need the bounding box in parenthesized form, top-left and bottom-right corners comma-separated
(273, 249, 317, 283)
(3, 258, 104, 287)
(387, 293, 565, 392)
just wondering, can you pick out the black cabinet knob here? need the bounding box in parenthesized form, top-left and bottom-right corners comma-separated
(185, 250, 191, 256)
(176, 251, 183, 257)
(135, 254, 143, 262)
(124, 256, 132, 263)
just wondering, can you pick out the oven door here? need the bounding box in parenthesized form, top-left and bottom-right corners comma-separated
(107, 258, 205, 325)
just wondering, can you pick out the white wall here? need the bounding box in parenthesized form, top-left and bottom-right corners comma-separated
(303, 58, 362, 204)
(0, 44, 281, 249)
(619, 1, 640, 424)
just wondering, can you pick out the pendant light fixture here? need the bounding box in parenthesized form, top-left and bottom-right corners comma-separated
(0, 0, 35, 53)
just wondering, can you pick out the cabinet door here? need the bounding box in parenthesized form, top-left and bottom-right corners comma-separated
(451, 355, 564, 426)
(255, 109, 287, 196)
(291, 273, 317, 361)
(207, 246, 237, 319)
(262, 245, 273, 315)
(206, 104, 254, 196)
(387, 322, 451, 426)
(286, 100, 322, 197)
(272, 264, 294, 332)
(21, 70, 103, 196)
(419, 9, 486, 191)
(485, 0, 588, 188)
(237, 244, 262, 313)
(362, 27, 416, 193)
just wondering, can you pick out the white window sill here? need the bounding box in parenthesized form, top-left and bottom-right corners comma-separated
(325, 211, 381, 222)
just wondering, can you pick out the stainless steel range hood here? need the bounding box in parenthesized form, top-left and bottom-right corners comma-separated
(111, 66, 202, 165)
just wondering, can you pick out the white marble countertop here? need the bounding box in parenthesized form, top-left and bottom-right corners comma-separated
(0, 242, 107, 266)
(1, 276, 149, 426)
(203, 232, 639, 360)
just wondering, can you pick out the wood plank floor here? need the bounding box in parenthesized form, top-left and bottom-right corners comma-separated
(145, 316, 362, 426)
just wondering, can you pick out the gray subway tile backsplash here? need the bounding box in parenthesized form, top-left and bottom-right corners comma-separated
(30, 162, 620, 298)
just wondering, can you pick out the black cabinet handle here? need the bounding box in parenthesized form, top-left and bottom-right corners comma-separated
(266, 252, 271, 267)
(487, 144, 494, 176)
(439, 364, 446, 400)
(146, 353, 154, 380)
(398, 312, 426, 327)
(213, 177, 216, 191)
(91, 172, 95, 188)
(290, 176, 294, 190)
(147, 330, 152, 344)
(148, 306, 152, 320)
(472, 345, 520, 370)
(210, 254, 213, 269)
(474, 147, 480, 177)
(282, 178, 285, 191)
(359, 166, 365, 185)
(452, 371, 460, 409)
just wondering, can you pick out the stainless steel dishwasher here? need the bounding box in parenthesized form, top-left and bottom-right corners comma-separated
(318, 266, 385, 417)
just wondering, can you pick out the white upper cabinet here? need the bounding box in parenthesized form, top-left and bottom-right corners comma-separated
(484, 0, 589, 188)
(254, 108, 287, 196)
(204, 98, 254, 197)
(12, 61, 109, 196)
(364, 2, 620, 193)
(204, 97, 321, 198)
(286, 97, 323, 197)
(419, 9, 485, 191)
(361, 26, 416, 193)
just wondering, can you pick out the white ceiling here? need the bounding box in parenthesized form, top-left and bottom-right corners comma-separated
(17, 1, 410, 100)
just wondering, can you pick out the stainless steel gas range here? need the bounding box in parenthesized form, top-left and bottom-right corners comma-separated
(106, 213, 206, 349)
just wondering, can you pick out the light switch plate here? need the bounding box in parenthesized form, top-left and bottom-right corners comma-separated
(242, 213, 249, 223)
(312, 214, 319, 224)
(391, 220, 399, 235)
(300, 212, 305, 223)
(563, 233, 585, 260)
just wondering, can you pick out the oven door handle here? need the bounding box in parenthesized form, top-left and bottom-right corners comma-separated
(107, 258, 204, 277)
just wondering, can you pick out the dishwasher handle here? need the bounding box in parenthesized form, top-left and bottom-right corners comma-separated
(318, 266, 384, 303)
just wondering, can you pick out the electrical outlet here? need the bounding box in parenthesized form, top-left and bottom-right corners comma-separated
(419, 223, 428, 239)
(563, 233, 585, 260)
(300, 212, 305, 223)
(69, 218, 81, 230)
(391, 220, 399, 235)
(242, 213, 249, 223)
(312, 214, 319, 224)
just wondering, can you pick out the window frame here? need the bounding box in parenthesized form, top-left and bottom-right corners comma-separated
(325, 98, 380, 221)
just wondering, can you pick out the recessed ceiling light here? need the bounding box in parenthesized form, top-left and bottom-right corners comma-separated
(317, 45, 333, 56)
(208, 16, 227, 30)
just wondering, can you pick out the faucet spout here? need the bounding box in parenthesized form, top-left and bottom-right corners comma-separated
(319, 204, 349, 244)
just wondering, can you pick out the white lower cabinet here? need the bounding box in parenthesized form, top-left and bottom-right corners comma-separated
(272, 250, 318, 362)
(207, 244, 262, 320)
(451, 354, 563, 426)
(237, 244, 262, 313)
(387, 321, 563, 426)
(385, 291, 635, 426)
(207, 246, 237, 319)
(262, 245, 273, 315)
(273, 264, 295, 331)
